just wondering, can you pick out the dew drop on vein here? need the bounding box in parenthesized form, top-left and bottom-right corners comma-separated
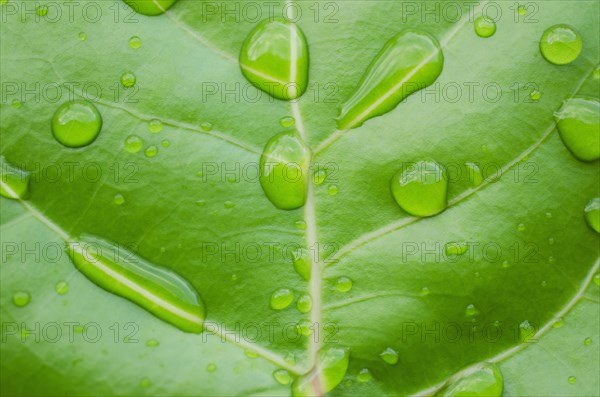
(436, 363, 503, 397)
(270, 288, 294, 310)
(292, 348, 349, 396)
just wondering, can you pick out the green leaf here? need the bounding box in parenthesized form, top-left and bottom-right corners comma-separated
(1, 0, 598, 396)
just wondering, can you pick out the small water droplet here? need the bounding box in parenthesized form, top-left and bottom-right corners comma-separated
(11, 99, 22, 109)
(195, 199, 206, 207)
(501, 260, 510, 269)
(284, 353, 296, 365)
(584, 337, 592, 346)
(548, 237, 555, 245)
(312, 169, 327, 185)
(548, 256, 555, 263)
(120, 72, 137, 88)
(517, 223, 526, 232)
(546, 212, 553, 218)
(36, 5, 48, 16)
(465, 162, 483, 187)
(465, 304, 480, 317)
(552, 317, 565, 328)
(445, 242, 468, 257)
(539, 24, 582, 65)
(245, 349, 259, 358)
(200, 122, 213, 131)
(296, 320, 313, 336)
(0, 156, 30, 200)
(148, 119, 163, 133)
(161, 139, 170, 148)
(379, 347, 398, 364)
(296, 294, 312, 313)
(79, 32, 87, 41)
(292, 248, 311, 280)
(390, 160, 447, 217)
(554, 97, 599, 161)
(146, 339, 159, 347)
(519, 320, 535, 342)
(145, 145, 158, 158)
(568, 376, 576, 384)
(113, 193, 125, 205)
(273, 369, 292, 385)
(593, 273, 600, 286)
(335, 276, 353, 292)
(240, 18, 308, 100)
(139, 378, 151, 388)
(327, 184, 339, 196)
(224, 200, 235, 209)
(357, 368, 373, 383)
(124, 135, 143, 153)
(52, 100, 102, 148)
(55, 281, 69, 295)
(529, 90, 542, 101)
(270, 288, 294, 310)
(12, 291, 30, 307)
(279, 116, 295, 128)
(206, 363, 217, 372)
(541, 280, 547, 287)
(437, 363, 503, 397)
(474, 16, 496, 38)
(517, 5, 527, 15)
(421, 286, 430, 296)
(584, 197, 600, 233)
(129, 36, 142, 49)
(295, 220, 307, 229)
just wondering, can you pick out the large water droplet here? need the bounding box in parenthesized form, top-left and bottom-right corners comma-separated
(260, 131, 310, 210)
(539, 24, 582, 65)
(0, 156, 30, 200)
(390, 160, 448, 217)
(292, 347, 349, 396)
(270, 288, 294, 310)
(554, 97, 600, 161)
(436, 363, 503, 397)
(292, 248, 311, 280)
(12, 291, 30, 307)
(296, 294, 312, 313)
(337, 30, 443, 130)
(67, 235, 205, 333)
(122, 0, 177, 16)
(474, 16, 496, 38)
(240, 18, 308, 100)
(51, 100, 102, 148)
(584, 197, 600, 233)
(335, 276, 353, 292)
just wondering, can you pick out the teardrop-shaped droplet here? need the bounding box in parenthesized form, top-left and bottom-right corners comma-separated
(436, 363, 503, 397)
(122, 0, 177, 16)
(390, 160, 448, 217)
(270, 288, 294, 310)
(539, 24, 582, 65)
(584, 197, 600, 233)
(337, 30, 443, 130)
(66, 235, 205, 333)
(474, 16, 496, 38)
(292, 248, 311, 280)
(51, 100, 102, 148)
(554, 97, 599, 162)
(379, 347, 399, 364)
(240, 18, 309, 100)
(296, 294, 312, 313)
(0, 156, 30, 200)
(260, 131, 311, 210)
(292, 347, 349, 396)
(465, 162, 483, 187)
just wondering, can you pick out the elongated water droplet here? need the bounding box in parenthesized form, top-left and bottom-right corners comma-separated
(296, 294, 312, 313)
(292, 248, 311, 280)
(380, 347, 399, 364)
(260, 131, 310, 210)
(129, 36, 142, 49)
(245, 349, 259, 358)
(123, 0, 177, 16)
(206, 363, 217, 372)
(390, 160, 447, 217)
(146, 339, 159, 347)
(0, 156, 30, 200)
(584, 337, 592, 346)
(436, 363, 503, 397)
(474, 16, 496, 38)
(584, 197, 600, 233)
(292, 347, 349, 396)
(337, 30, 443, 130)
(335, 276, 353, 292)
(280, 116, 295, 128)
(295, 220, 306, 229)
(240, 18, 308, 101)
(274, 369, 292, 385)
(465, 162, 483, 187)
(553, 317, 565, 328)
(445, 242, 468, 256)
(12, 291, 30, 307)
(55, 281, 69, 295)
(540, 24, 582, 65)
(120, 72, 137, 88)
(270, 288, 294, 310)
(200, 122, 213, 131)
(554, 97, 600, 161)
(52, 100, 102, 148)
(568, 376, 576, 384)
(66, 235, 205, 333)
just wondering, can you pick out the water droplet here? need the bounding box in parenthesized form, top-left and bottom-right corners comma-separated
(552, 317, 565, 328)
(296, 320, 313, 336)
(145, 145, 158, 158)
(273, 369, 292, 385)
(436, 363, 503, 397)
(517, 5, 527, 15)
(546, 212, 553, 218)
(312, 169, 327, 185)
(568, 376, 576, 384)
(140, 378, 151, 388)
(124, 135, 143, 153)
(224, 200, 235, 209)
(240, 18, 308, 100)
(421, 286, 430, 296)
(11, 99, 22, 109)
(390, 160, 447, 217)
(445, 242, 468, 257)
(200, 122, 213, 131)
(284, 353, 296, 365)
(548, 255, 555, 263)
(52, 100, 102, 148)
(357, 368, 373, 383)
(296, 294, 312, 313)
(539, 24, 582, 65)
(584, 337, 592, 346)
(337, 30, 443, 130)
(292, 348, 349, 396)
(67, 235, 205, 333)
(465, 162, 483, 187)
(379, 347, 398, 365)
(519, 320, 535, 342)
(206, 363, 217, 372)
(55, 281, 69, 295)
(529, 90, 542, 101)
(280, 116, 295, 128)
(474, 16, 496, 38)
(113, 193, 125, 205)
(292, 248, 311, 280)
(148, 119, 163, 133)
(554, 97, 599, 161)
(335, 276, 353, 292)
(146, 339, 159, 347)
(295, 220, 307, 229)
(12, 291, 30, 307)
(584, 198, 600, 233)
(0, 156, 30, 200)
(541, 280, 547, 287)
(36, 5, 48, 16)
(260, 131, 310, 210)
(195, 199, 206, 207)
(270, 288, 294, 310)
(593, 273, 600, 286)
(161, 139, 170, 148)
(327, 184, 339, 196)
(548, 237, 555, 245)
(79, 32, 87, 41)
(129, 36, 142, 49)
(465, 304, 479, 317)
(501, 260, 510, 269)
(122, 0, 176, 16)
(518, 223, 526, 232)
(120, 72, 137, 88)
(245, 349, 259, 358)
